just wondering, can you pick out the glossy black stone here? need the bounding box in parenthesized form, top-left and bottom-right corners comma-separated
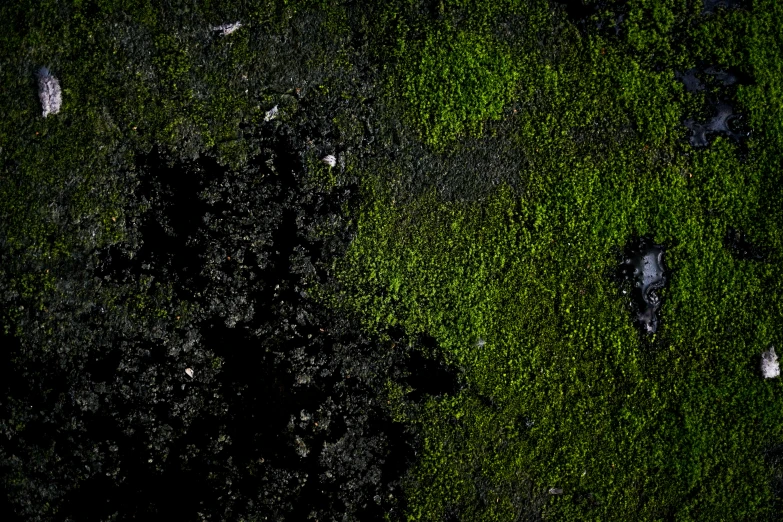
(617, 237, 667, 334)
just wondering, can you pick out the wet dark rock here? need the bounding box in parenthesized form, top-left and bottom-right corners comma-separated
(703, 0, 748, 14)
(703, 66, 753, 87)
(675, 68, 705, 93)
(676, 65, 753, 93)
(725, 227, 768, 261)
(684, 101, 748, 147)
(675, 64, 753, 148)
(555, 0, 627, 37)
(617, 237, 668, 334)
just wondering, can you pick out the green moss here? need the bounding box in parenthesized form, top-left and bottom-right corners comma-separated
(740, 0, 783, 150)
(332, 1, 783, 519)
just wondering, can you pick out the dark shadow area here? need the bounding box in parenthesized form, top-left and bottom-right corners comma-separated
(749, 350, 766, 380)
(96, 148, 213, 295)
(725, 227, 768, 261)
(0, 329, 24, 522)
(764, 442, 783, 516)
(557, 0, 598, 21)
(0, 494, 20, 522)
(703, 0, 749, 14)
(0, 328, 24, 402)
(402, 334, 462, 402)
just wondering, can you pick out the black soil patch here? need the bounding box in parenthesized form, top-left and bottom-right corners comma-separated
(402, 334, 463, 402)
(617, 237, 668, 334)
(3, 127, 460, 521)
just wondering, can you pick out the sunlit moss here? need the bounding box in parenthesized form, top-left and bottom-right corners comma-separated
(393, 27, 520, 148)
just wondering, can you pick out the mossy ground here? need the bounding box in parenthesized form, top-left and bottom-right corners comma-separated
(1, 0, 782, 520)
(332, 0, 783, 519)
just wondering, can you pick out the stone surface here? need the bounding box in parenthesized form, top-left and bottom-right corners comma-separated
(762, 346, 780, 379)
(36, 67, 62, 117)
(618, 237, 667, 334)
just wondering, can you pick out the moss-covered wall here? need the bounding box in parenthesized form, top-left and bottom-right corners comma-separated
(331, 0, 783, 519)
(1, 0, 782, 520)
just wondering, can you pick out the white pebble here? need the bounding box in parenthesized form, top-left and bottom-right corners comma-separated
(185, 368, 194, 378)
(36, 67, 62, 118)
(761, 345, 779, 379)
(211, 21, 242, 36)
(264, 105, 278, 121)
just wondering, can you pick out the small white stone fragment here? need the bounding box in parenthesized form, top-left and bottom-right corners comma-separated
(548, 487, 563, 495)
(264, 105, 278, 122)
(321, 155, 336, 167)
(36, 67, 62, 117)
(761, 345, 780, 379)
(211, 21, 242, 36)
(185, 367, 194, 378)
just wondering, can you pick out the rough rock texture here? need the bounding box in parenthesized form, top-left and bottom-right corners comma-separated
(761, 346, 779, 379)
(35, 67, 61, 117)
(210, 22, 242, 36)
